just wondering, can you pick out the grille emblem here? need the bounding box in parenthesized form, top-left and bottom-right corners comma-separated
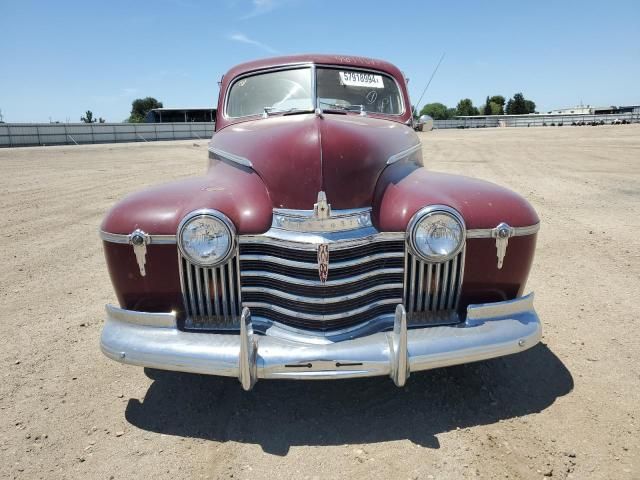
(317, 243, 330, 283)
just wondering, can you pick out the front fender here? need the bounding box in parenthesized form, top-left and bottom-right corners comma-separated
(372, 162, 539, 231)
(373, 162, 540, 307)
(101, 160, 272, 236)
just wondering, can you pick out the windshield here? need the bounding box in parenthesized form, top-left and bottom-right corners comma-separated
(316, 68, 403, 115)
(226, 68, 313, 118)
(226, 67, 403, 118)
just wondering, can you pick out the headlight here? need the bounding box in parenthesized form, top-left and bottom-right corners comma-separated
(407, 206, 465, 263)
(178, 209, 236, 267)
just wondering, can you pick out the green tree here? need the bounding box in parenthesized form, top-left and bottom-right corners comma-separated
(483, 96, 492, 116)
(489, 95, 506, 114)
(128, 97, 163, 123)
(456, 98, 479, 116)
(81, 110, 96, 123)
(419, 102, 451, 120)
(506, 93, 527, 114)
(524, 99, 536, 114)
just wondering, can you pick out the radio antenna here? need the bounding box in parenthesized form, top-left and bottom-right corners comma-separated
(414, 52, 446, 113)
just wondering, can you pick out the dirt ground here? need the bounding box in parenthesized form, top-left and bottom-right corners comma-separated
(1, 125, 639, 480)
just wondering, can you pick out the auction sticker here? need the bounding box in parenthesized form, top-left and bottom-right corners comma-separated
(339, 71, 384, 88)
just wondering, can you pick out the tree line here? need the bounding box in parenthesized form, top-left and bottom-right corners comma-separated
(418, 93, 536, 120)
(80, 97, 163, 124)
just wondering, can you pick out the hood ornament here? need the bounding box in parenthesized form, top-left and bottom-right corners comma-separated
(313, 191, 331, 220)
(317, 243, 330, 284)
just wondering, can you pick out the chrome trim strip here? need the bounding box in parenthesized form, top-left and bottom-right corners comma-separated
(416, 257, 425, 311)
(408, 256, 417, 312)
(203, 267, 213, 318)
(439, 259, 450, 310)
(208, 146, 253, 168)
(432, 263, 442, 312)
(425, 263, 433, 310)
(240, 230, 405, 249)
(220, 264, 229, 320)
(386, 142, 422, 165)
(240, 267, 404, 287)
(447, 255, 458, 310)
(241, 283, 403, 304)
(242, 298, 401, 322)
(454, 246, 466, 309)
(195, 265, 205, 318)
(466, 223, 540, 238)
(185, 262, 197, 317)
(211, 266, 221, 316)
(227, 261, 238, 320)
(100, 294, 541, 386)
(235, 255, 243, 314)
(178, 253, 191, 318)
(100, 223, 538, 246)
(99, 230, 176, 245)
(240, 251, 403, 270)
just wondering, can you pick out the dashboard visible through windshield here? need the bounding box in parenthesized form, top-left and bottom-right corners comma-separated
(225, 67, 404, 118)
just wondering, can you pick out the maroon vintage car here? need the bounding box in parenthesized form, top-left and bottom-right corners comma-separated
(100, 54, 541, 390)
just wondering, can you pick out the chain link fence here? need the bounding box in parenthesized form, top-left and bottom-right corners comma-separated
(0, 122, 215, 148)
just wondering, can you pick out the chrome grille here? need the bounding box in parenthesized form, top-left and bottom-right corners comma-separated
(179, 253, 242, 330)
(239, 239, 405, 330)
(178, 234, 465, 332)
(403, 247, 465, 325)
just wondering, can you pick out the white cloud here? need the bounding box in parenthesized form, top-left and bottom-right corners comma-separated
(241, 0, 287, 19)
(227, 32, 280, 54)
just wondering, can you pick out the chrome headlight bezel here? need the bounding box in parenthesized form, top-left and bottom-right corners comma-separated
(177, 209, 236, 267)
(407, 205, 466, 263)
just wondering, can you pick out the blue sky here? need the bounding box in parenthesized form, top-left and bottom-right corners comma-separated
(1, 0, 638, 122)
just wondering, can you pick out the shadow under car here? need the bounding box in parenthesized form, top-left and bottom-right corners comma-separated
(125, 343, 572, 456)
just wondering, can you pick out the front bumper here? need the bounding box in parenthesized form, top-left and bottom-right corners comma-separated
(100, 293, 541, 390)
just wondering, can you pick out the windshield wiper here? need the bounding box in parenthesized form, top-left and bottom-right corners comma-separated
(318, 102, 367, 116)
(262, 107, 313, 118)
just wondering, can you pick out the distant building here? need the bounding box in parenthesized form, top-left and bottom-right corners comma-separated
(592, 105, 640, 115)
(545, 105, 594, 115)
(145, 108, 216, 123)
(544, 104, 640, 115)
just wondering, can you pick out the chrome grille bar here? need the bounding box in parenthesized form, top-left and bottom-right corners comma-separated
(239, 237, 405, 331)
(403, 247, 466, 325)
(179, 252, 241, 331)
(447, 255, 458, 310)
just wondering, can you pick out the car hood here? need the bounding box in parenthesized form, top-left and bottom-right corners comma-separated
(209, 113, 421, 210)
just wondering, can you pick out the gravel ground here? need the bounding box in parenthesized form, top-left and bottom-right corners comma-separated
(1, 126, 639, 480)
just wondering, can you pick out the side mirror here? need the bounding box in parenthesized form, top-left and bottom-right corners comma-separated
(419, 115, 434, 131)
